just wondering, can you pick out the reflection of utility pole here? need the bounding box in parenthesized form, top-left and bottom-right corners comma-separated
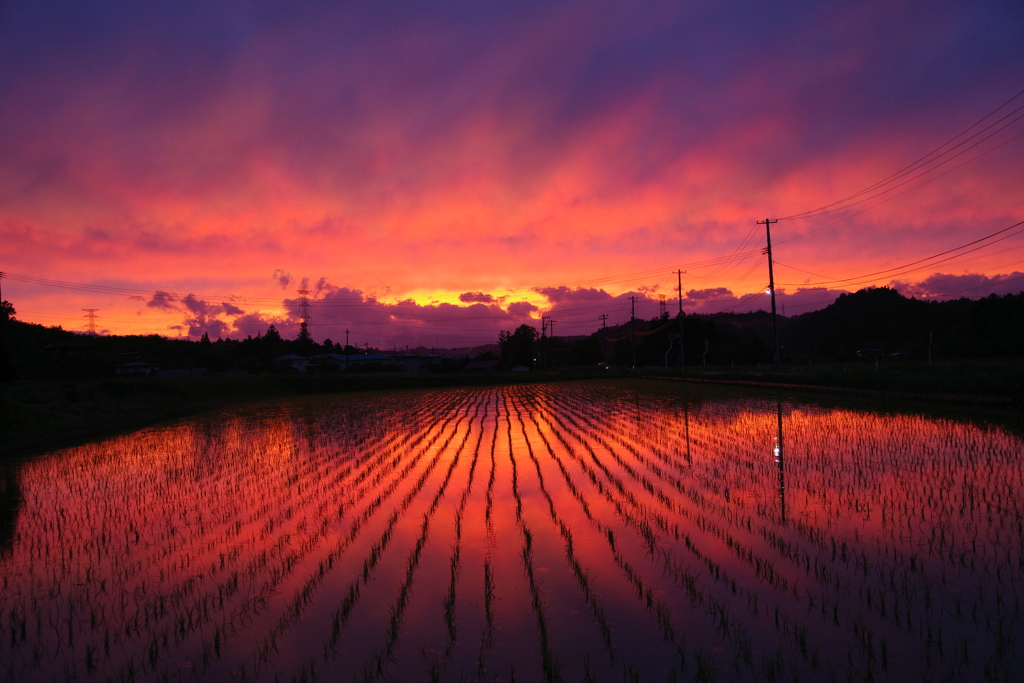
(599, 314, 608, 328)
(82, 309, 99, 335)
(629, 296, 638, 369)
(684, 404, 691, 464)
(677, 270, 685, 370)
(758, 218, 780, 367)
(775, 398, 786, 524)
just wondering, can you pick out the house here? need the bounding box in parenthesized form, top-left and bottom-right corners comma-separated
(157, 368, 207, 378)
(44, 339, 91, 358)
(275, 354, 311, 373)
(317, 352, 393, 371)
(389, 353, 441, 373)
(464, 360, 499, 372)
(115, 360, 160, 376)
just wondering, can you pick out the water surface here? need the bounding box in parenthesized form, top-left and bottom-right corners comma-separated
(1, 381, 1022, 681)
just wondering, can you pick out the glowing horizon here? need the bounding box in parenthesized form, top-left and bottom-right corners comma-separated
(1, 1, 1022, 345)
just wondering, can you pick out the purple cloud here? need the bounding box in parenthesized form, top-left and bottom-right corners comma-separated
(460, 291, 496, 303)
(146, 290, 179, 311)
(891, 272, 1024, 300)
(273, 269, 293, 290)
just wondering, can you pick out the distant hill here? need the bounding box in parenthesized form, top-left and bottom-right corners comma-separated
(780, 287, 1024, 359)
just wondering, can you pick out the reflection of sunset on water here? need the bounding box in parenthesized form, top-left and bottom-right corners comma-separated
(1, 382, 1022, 680)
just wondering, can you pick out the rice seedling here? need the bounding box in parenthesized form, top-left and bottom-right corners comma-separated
(1, 383, 1021, 681)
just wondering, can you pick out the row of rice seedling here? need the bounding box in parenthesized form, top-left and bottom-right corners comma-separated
(3, 381, 1022, 681)
(0, 389, 476, 681)
(538, 382, 1024, 681)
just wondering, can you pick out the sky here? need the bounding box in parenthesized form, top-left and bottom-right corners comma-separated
(1, 0, 1023, 348)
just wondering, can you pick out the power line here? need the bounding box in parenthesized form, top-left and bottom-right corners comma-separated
(775, 218, 1024, 288)
(776, 127, 1024, 245)
(779, 86, 1024, 222)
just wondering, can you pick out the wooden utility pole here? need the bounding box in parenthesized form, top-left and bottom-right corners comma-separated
(758, 218, 780, 367)
(541, 315, 551, 370)
(599, 314, 608, 328)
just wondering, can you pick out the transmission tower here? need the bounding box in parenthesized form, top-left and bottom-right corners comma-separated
(82, 309, 99, 335)
(297, 289, 311, 340)
(658, 294, 667, 318)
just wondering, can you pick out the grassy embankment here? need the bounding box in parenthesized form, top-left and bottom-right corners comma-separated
(646, 356, 1024, 403)
(4, 358, 1023, 454)
(0, 371, 596, 454)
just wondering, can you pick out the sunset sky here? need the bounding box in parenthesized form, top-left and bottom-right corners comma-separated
(1, 1, 1022, 347)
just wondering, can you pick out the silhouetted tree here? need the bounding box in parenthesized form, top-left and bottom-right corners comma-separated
(0, 300, 15, 382)
(498, 324, 538, 368)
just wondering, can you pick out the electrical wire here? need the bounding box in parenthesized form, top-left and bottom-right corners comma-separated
(775, 219, 1024, 288)
(776, 127, 1024, 245)
(778, 86, 1024, 221)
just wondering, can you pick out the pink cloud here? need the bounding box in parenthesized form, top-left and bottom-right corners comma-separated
(891, 272, 1024, 300)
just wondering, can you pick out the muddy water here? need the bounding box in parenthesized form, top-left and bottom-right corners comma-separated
(1, 381, 1022, 682)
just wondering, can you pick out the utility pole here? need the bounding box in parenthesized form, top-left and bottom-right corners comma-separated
(599, 314, 608, 328)
(297, 289, 312, 340)
(541, 315, 551, 370)
(82, 309, 99, 335)
(758, 218, 781, 367)
(629, 295, 638, 369)
(677, 269, 685, 370)
(548, 319, 556, 368)
(345, 328, 350, 371)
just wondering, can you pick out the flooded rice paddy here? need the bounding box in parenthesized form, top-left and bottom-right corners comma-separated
(1, 380, 1023, 682)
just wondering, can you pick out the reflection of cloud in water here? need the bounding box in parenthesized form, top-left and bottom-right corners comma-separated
(1, 385, 1024, 681)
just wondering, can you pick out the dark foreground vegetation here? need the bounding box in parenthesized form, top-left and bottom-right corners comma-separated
(0, 372, 584, 452)
(4, 287, 1024, 381)
(2, 286, 1024, 449)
